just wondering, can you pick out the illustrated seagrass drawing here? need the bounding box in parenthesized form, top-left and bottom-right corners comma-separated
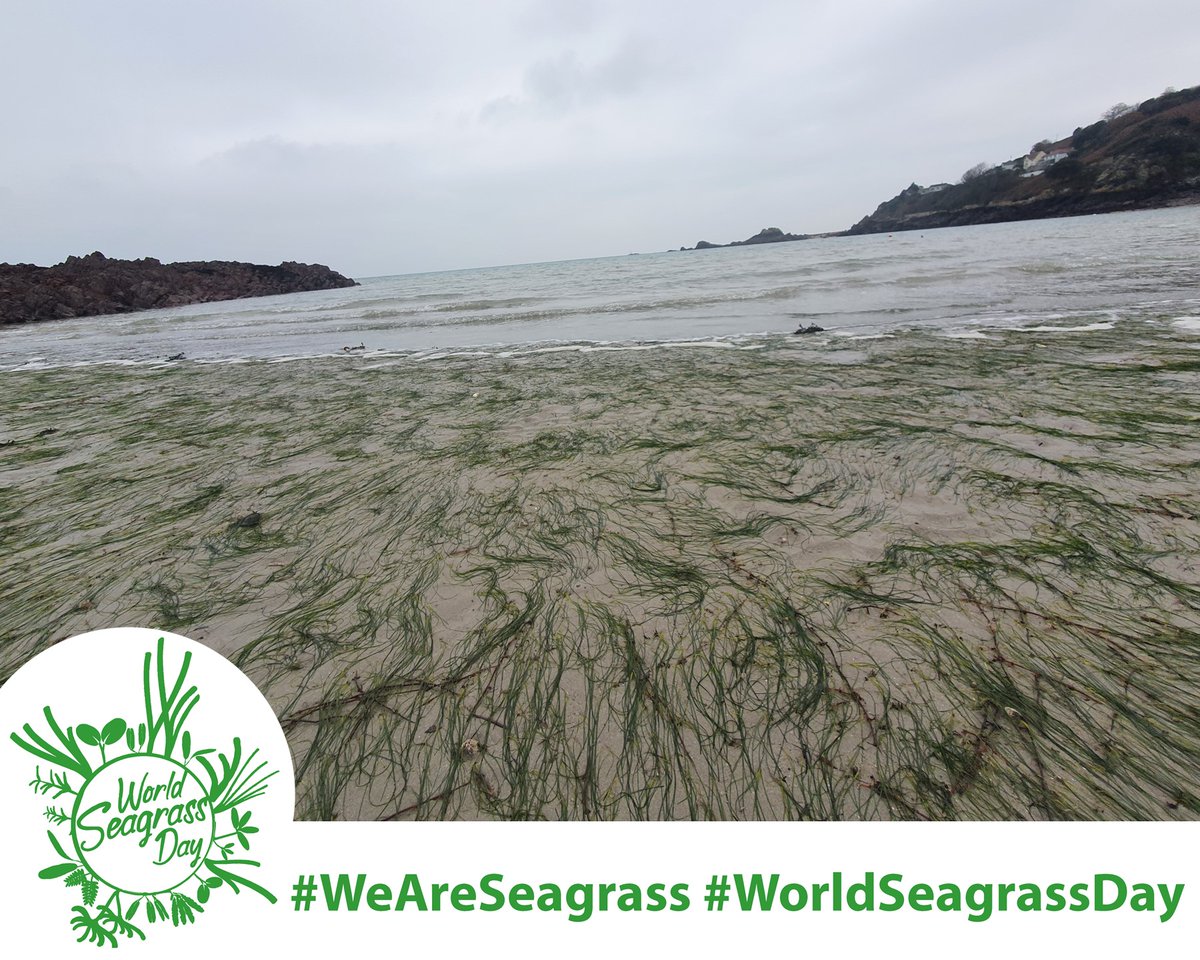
(11, 637, 278, 947)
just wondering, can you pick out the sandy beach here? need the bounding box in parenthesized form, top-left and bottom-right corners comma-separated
(2, 323, 1199, 820)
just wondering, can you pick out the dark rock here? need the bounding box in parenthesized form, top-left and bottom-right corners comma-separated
(740, 227, 787, 244)
(167, 352, 185, 362)
(732, 226, 809, 246)
(233, 512, 262, 529)
(687, 227, 810, 251)
(792, 324, 825, 335)
(0, 255, 359, 326)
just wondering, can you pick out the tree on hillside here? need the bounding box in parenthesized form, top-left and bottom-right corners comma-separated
(960, 162, 992, 182)
(1103, 102, 1133, 121)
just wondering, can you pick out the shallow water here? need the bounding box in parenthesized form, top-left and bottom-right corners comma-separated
(3, 206, 1199, 370)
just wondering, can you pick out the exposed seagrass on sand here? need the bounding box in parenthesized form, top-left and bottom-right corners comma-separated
(2, 325, 1198, 820)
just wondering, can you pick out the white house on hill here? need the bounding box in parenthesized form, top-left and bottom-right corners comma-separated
(1024, 149, 1070, 170)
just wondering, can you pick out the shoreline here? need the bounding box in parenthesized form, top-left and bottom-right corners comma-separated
(4, 308, 1197, 375)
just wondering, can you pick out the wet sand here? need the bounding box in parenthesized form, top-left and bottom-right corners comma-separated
(2, 325, 1199, 820)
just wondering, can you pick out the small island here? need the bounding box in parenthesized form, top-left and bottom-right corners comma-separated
(0, 252, 358, 325)
(679, 226, 809, 251)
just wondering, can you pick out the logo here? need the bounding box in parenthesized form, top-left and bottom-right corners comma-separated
(8, 634, 282, 948)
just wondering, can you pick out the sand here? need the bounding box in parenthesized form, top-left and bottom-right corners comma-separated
(2, 325, 1198, 820)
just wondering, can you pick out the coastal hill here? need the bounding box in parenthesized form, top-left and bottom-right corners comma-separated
(0, 253, 357, 325)
(679, 83, 1200, 247)
(850, 84, 1200, 234)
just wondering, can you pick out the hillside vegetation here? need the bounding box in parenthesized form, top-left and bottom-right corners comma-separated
(850, 85, 1200, 234)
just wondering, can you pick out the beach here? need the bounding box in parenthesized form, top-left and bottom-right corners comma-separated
(3, 318, 1198, 820)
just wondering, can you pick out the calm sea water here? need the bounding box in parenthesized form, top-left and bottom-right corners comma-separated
(3, 206, 1199, 370)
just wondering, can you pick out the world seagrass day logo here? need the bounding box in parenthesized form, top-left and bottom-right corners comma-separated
(10, 636, 278, 947)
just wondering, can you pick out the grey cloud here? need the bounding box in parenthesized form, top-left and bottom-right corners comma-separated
(482, 42, 657, 120)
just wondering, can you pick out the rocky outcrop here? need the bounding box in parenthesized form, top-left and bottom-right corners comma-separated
(0, 252, 358, 325)
(682, 226, 809, 251)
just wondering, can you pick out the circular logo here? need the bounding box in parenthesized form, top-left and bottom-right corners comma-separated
(2, 631, 292, 947)
(72, 755, 214, 895)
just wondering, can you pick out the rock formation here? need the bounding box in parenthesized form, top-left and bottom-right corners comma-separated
(0, 252, 358, 325)
(681, 226, 809, 251)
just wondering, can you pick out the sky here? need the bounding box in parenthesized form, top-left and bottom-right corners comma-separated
(2, 0, 1197, 277)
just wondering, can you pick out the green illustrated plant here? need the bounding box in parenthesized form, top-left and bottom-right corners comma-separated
(11, 637, 279, 947)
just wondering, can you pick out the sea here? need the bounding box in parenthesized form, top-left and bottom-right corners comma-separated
(3, 206, 1199, 372)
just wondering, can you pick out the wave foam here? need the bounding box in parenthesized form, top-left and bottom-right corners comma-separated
(1015, 321, 1115, 333)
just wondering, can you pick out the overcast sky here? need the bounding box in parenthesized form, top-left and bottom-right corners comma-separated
(2, 1, 1197, 276)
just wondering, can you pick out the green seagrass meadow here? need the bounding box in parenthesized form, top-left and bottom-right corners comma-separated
(2, 324, 1198, 820)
